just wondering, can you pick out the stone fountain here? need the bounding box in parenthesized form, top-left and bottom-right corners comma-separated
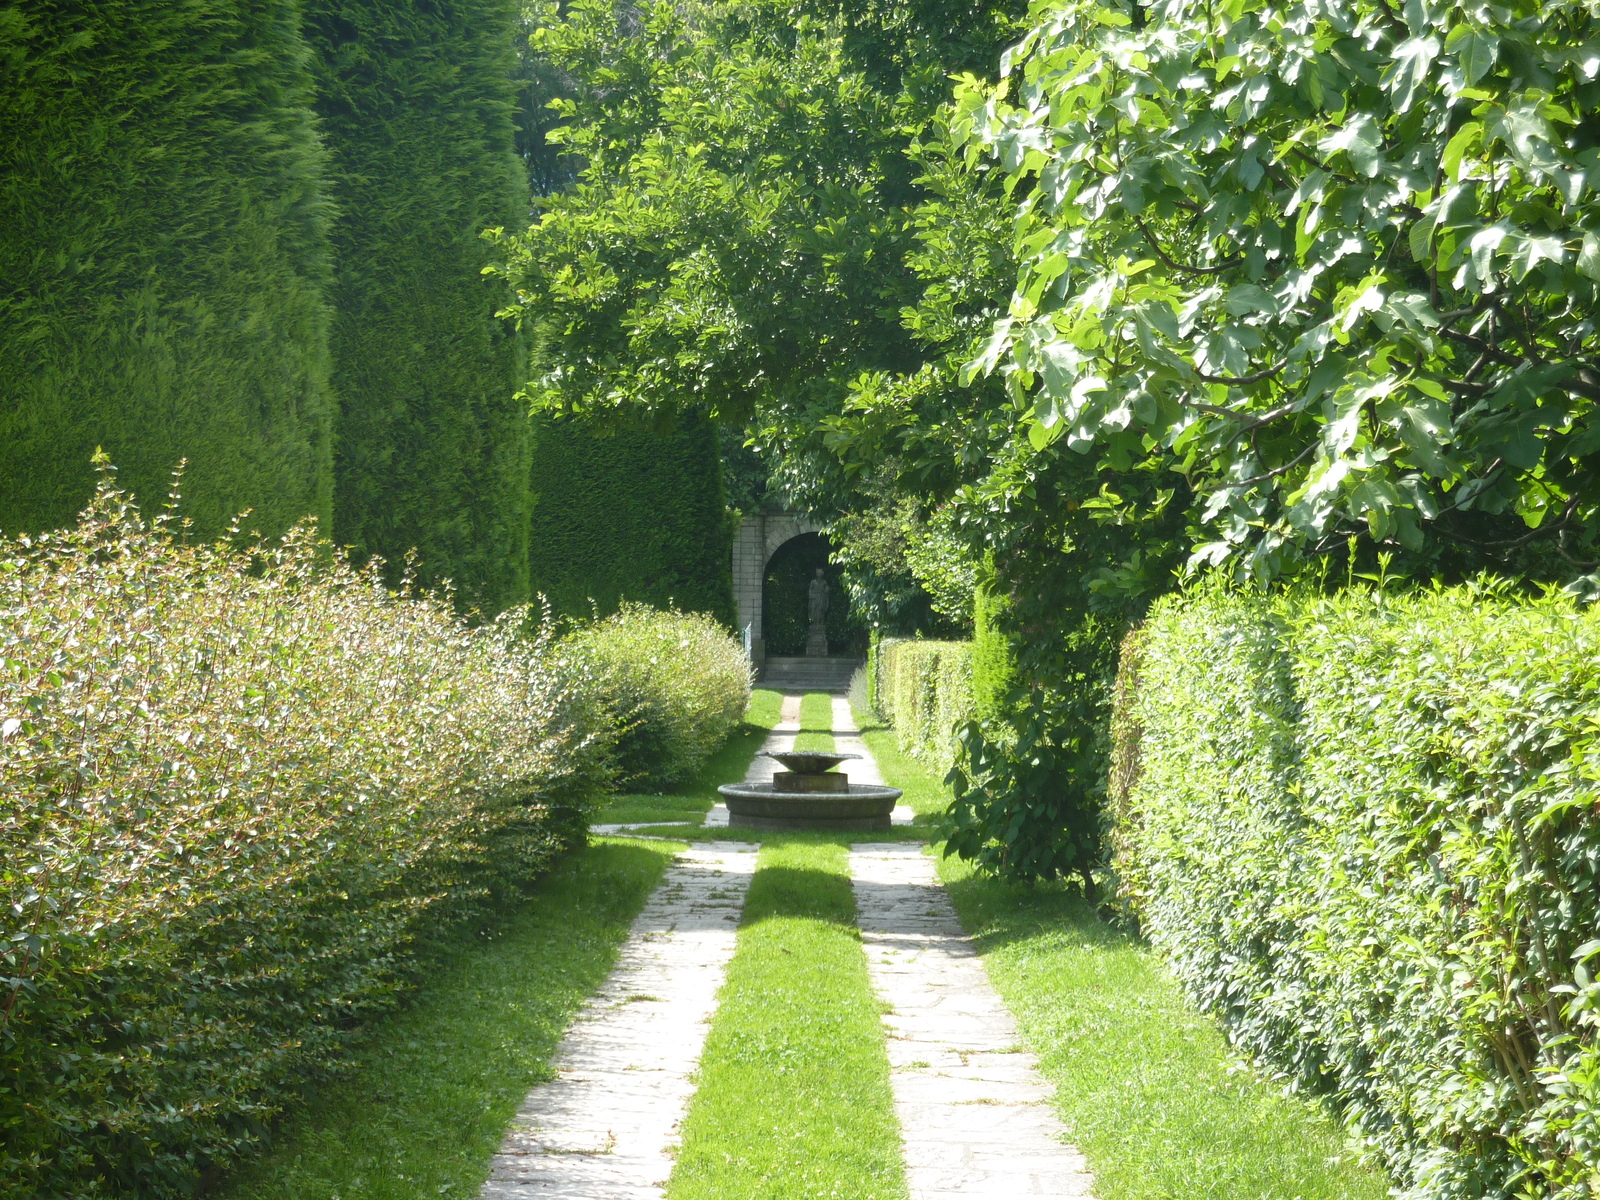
(717, 750, 902, 831)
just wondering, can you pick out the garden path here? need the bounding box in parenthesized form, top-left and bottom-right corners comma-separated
(498, 693, 1089, 1198)
(851, 843, 1095, 1199)
(477, 842, 758, 1199)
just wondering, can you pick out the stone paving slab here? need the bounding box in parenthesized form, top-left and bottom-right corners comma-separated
(850, 843, 1095, 1199)
(590, 821, 695, 835)
(479, 842, 759, 1199)
(833, 696, 916, 826)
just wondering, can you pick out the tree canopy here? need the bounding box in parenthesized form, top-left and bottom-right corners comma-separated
(957, 0, 1600, 582)
(498, 0, 1600, 881)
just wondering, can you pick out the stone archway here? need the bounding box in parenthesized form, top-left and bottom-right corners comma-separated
(731, 507, 822, 666)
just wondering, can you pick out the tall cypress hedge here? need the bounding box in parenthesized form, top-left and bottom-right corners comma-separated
(527, 415, 735, 627)
(0, 0, 334, 540)
(305, 0, 530, 612)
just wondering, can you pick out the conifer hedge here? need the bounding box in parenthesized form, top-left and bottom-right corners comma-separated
(527, 414, 735, 626)
(0, 0, 334, 541)
(1114, 586, 1600, 1199)
(305, 0, 530, 612)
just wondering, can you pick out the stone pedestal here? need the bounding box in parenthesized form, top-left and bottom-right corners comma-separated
(805, 621, 828, 657)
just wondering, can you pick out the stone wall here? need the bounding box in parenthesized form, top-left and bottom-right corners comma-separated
(731, 508, 820, 665)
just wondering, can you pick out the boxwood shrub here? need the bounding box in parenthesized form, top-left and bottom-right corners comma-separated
(562, 602, 751, 792)
(1114, 583, 1600, 1199)
(0, 475, 611, 1198)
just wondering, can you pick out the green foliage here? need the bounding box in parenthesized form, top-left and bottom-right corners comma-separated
(0, 476, 610, 1199)
(958, 0, 1600, 579)
(827, 492, 971, 639)
(564, 603, 752, 793)
(489, 0, 1032, 658)
(216, 841, 675, 1200)
(490, 0, 1027, 428)
(1116, 583, 1600, 1199)
(969, 570, 1017, 720)
(901, 503, 979, 624)
(306, 0, 531, 612)
(871, 637, 974, 771)
(791, 72, 1186, 890)
(527, 414, 735, 627)
(0, 0, 334, 541)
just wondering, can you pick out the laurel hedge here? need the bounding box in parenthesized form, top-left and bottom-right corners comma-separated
(306, 0, 531, 612)
(0, 476, 612, 1199)
(0, 0, 334, 542)
(527, 414, 735, 627)
(870, 637, 973, 772)
(1113, 584, 1600, 1200)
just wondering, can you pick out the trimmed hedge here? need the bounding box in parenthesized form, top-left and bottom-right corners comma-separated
(527, 414, 735, 627)
(870, 637, 973, 773)
(0, 0, 334, 541)
(1114, 584, 1600, 1199)
(969, 573, 1016, 721)
(306, 0, 531, 613)
(0, 476, 609, 1198)
(563, 603, 751, 792)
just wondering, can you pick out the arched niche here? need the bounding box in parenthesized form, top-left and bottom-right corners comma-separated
(760, 531, 858, 657)
(735, 507, 856, 664)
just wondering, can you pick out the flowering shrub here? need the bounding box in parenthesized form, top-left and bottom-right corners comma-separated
(1114, 584, 1600, 1199)
(0, 474, 611, 1198)
(564, 603, 750, 791)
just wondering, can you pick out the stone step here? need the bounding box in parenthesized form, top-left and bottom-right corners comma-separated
(757, 656, 862, 693)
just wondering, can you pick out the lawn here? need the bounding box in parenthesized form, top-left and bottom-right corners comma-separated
(216, 837, 680, 1200)
(863, 714, 1389, 1200)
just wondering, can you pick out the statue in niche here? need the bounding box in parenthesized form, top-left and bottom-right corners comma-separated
(805, 568, 830, 657)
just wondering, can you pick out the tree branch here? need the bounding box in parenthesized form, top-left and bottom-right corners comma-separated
(1134, 216, 1240, 277)
(1221, 441, 1319, 489)
(1195, 360, 1287, 386)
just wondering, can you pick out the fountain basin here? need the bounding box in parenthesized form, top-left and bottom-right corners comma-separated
(717, 780, 903, 831)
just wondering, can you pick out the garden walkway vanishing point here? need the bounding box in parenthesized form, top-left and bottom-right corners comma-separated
(481, 693, 1091, 1199)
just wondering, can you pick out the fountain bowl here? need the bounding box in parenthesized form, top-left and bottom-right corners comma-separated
(758, 750, 860, 775)
(717, 777, 903, 832)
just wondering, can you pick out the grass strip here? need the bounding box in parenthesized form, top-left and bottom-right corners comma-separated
(798, 690, 834, 731)
(667, 837, 908, 1200)
(595, 688, 783, 826)
(792, 689, 836, 752)
(848, 697, 947, 821)
(218, 838, 680, 1200)
(863, 736, 1386, 1200)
